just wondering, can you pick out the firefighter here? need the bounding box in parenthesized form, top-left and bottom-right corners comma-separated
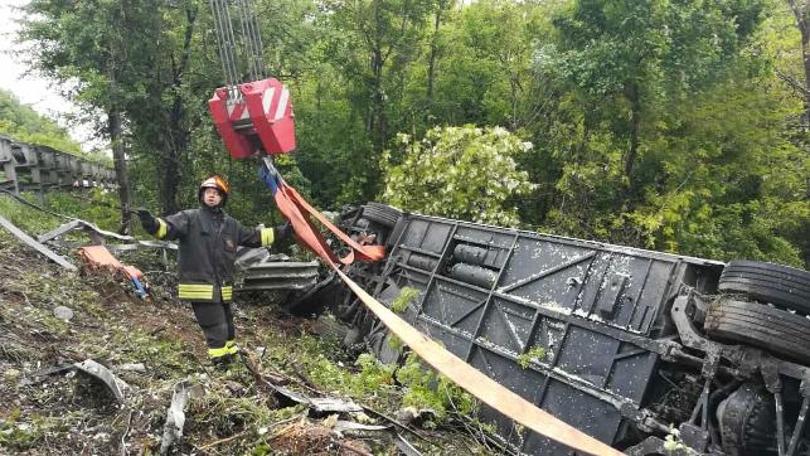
(136, 175, 291, 369)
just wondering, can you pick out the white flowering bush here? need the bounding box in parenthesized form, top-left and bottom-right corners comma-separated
(381, 125, 534, 227)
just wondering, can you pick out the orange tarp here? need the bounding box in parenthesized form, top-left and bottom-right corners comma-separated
(77, 245, 148, 297)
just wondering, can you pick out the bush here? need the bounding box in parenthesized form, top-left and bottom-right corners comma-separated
(381, 125, 534, 227)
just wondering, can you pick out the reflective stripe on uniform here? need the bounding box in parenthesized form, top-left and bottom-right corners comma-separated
(260, 228, 274, 247)
(225, 339, 238, 354)
(156, 218, 168, 239)
(208, 346, 230, 358)
(221, 285, 233, 301)
(178, 283, 214, 300)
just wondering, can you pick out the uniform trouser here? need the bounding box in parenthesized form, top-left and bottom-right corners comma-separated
(190, 301, 237, 359)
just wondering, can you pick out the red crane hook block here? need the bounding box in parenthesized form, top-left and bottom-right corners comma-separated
(208, 77, 296, 159)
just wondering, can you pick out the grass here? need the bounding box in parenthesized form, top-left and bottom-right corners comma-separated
(0, 188, 121, 235)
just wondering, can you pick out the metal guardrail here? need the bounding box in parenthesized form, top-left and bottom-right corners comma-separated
(0, 135, 116, 194)
(234, 248, 320, 291)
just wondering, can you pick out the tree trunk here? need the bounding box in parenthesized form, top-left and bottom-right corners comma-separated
(158, 5, 196, 215)
(788, 1, 810, 123)
(108, 108, 132, 234)
(426, 4, 445, 103)
(624, 82, 642, 178)
(159, 149, 180, 215)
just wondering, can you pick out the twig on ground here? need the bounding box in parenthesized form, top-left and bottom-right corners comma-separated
(197, 429, 249, 450)
(119, 409, 133, 456)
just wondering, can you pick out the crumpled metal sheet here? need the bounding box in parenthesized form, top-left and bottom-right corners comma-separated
(260, 378, 363, 413)
(73, 359, 130, 403)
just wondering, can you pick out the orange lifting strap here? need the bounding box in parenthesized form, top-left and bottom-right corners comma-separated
(259, 158, 384, 266)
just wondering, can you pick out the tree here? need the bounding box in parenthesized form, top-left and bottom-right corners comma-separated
(545, 0, 765, 179)
(320, 0, 435, 198)
(381, 125, 534, 226)
(529, 0, 809, 266)
(19, 0, 166, 231)
(786, 0, 810, 122)
(0, 89, 86, 157)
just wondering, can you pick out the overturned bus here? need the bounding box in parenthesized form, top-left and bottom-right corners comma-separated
(293, 202, 810, 456)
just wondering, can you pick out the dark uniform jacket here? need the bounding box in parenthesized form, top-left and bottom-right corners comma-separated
(153, 206, 275, 302)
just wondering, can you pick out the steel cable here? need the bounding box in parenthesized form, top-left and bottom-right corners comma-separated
(241, 0, 266, 79)
(209, 0, 235, 92)
(221, 0, 243, 99)
(236, 0, 258, 81)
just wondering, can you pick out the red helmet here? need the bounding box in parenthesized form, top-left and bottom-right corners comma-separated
(198, 175, 230, 206)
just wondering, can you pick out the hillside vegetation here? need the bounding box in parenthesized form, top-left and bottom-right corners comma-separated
(14, 0, 809, 268)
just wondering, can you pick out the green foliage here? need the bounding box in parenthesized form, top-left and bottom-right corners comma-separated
(382, 125, 535, 226)
(517, 346, 547, 369)
(0, 89, 86, 156)
(391, 287, 420, 313)
(387, 334, 404, 351)
(0, 410, 65, 451)
(15, 0, 810, 267)
(0, 194, 62, 235)
(45, 189, 121, 231)
(396, 353, 477, 420)
(0, 190, 121, 236)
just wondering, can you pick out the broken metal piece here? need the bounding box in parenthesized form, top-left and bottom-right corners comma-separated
(309, 397, 363, 414)
(234, 247, 272, 270)
(37, 219, 82, 243)
(239, 259, 320, 291)
(332, 420, 389, 435)
(0, 214, 77, 270)
(73, 359, 130, 403)
(258, 376, 363, 414)
(37, 218, 135, 244)
(160, 381, 192, 455)
(18, 364, 75, 386)
(79, 220, 133, 242)
(106, 240, 177, 252)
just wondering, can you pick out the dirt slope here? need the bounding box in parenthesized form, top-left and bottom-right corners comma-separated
(0, 228, 500, 455)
